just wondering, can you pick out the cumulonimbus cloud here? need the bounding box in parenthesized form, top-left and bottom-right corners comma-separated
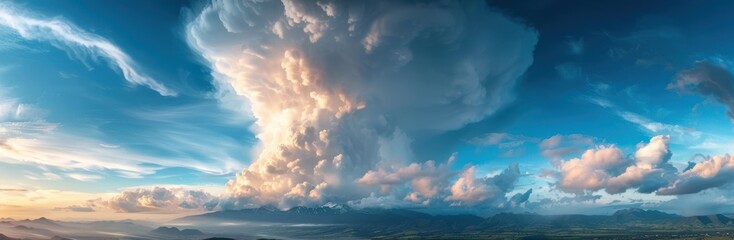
(186, 0, 538, 209)
(0, 3, 176, 96)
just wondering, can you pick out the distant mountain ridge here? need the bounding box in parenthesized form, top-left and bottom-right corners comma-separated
(0, 234, 17, 240)
(149, 226, 204, 236)
(19, 217, 59, 226)
(179, 206, 734, 232)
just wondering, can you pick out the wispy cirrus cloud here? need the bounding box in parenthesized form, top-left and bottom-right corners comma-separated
(66, 173, 103, 182)
(0, 91, 243, 179)
(0, 188, 27, 192)
(587, 96, 701, 140)
(0, 2, 176, 96)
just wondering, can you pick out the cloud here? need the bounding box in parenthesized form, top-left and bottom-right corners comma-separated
(66, 173, 102, 182)
(552, 136, 678, 195)
(555, 145, 629, 194)
(566, 37, 584, 55)
(103, 187, 217, 213)
(24, 172, 62, 181)
(445, 162, 522, 206)
(0, 188, 27, 192)
(0, 2, 175, 96)
(657, 154, 734, 195)
(357, 154, 455, 206)
(468, 133, 535, 157)
(555, 62, 582, 80)
(445, 166, 492, 205)
(548, 135, 734, 196)
(54, 204, 95, 212)
(653, 187, 734, 216)
(0, 94, 244, 178)
(186, 0, 537, 208)
(588, 96, 701, 140)
(669, 60, 734, 122)
(606, 135, 677, 194)
(468, 133, 534, 149)
(346, 192, 417, 209)
(558, 193, 601, 204)
(617, 111, 700, 138)
(540, 134, 595, 160)
(0, 187, 113, 219)
(502, 188, 532, 208)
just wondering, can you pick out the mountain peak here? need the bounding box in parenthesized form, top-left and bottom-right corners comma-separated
(25, 217, 58, 225)
(323, 202, 346, 209)
(0, 233, 18, 240)
(323, 202, 352, 212)
(259, 204, 280, 212)
(612, 208, 678, 221)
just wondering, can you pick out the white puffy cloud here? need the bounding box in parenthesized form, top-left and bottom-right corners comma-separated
(634, 135, 672, 169)
(445, 166, 489, 205)
(358, 157, 454, 205)
(658, 154, 734, 195)
(549, 135, 731, 196)
(186, 0, 537, 208)
(606, 135, 676, 194)
(0, 2, 175, 96)
(445, 162, 522, 206)
(556, 145, 628, 194)
(104, 187, 217, 213)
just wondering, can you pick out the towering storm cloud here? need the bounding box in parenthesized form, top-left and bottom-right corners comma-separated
(186, 0, 537, 208)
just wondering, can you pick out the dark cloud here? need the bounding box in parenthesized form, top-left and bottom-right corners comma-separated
(486, 162, 521, 193)
(669, 60, 734, 122)
(504, 188, 532, 208)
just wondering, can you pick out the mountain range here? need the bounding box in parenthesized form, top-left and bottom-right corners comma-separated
(180, 205, 733, 229)
(2, 207, 734, 239)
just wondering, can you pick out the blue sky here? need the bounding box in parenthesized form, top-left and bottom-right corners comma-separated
(1, 0, 734, 220)
(0, 0, 254, 192)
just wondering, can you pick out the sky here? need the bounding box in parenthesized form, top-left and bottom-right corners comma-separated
(1, 0, 734, 221)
